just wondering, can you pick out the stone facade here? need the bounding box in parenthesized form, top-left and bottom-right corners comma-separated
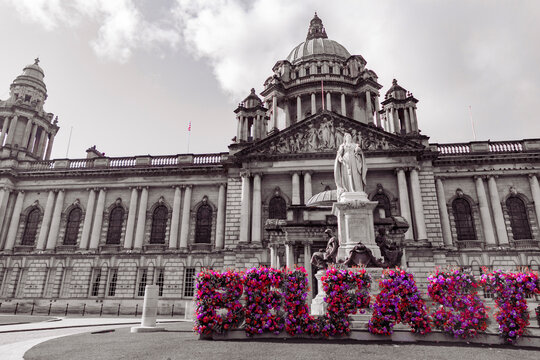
(0, 14, 539, 311)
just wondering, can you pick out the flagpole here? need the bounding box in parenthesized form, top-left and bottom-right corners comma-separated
(468, 106, 477, 141)
(187, 121, 191, 153)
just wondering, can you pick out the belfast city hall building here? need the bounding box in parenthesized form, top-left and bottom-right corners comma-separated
(0, 14, 539, 311)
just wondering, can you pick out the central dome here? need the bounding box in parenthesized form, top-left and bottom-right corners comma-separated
(286, 13, 351, 64)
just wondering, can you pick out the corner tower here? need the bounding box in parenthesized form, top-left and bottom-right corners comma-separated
(380, 79, 419, 135)
(0, 59, 59, 160)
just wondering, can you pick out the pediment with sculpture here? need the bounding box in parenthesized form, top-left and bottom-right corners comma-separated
(237, 111, 424, 159)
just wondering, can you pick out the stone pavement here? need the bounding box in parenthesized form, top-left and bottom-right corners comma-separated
(0, 316, 187, 360)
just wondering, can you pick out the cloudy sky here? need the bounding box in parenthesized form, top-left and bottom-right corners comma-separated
(0, 0, 539, 159)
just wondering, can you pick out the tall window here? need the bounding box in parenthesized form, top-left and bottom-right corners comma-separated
(22, 208, 40, 246)
(137, 269, 148, 297)
(108, 269, 118, 297)
(195, 204, 212, 243)
(106, 206, 124, 244)
(64, 208, 82, 245)
(269, 196, 287, 219)
(91, 269, 101, 297)
(156, 268, 165, 297)
(452, 198, 476, 240)
(372, 193, 391, 219)
(183, 267, 196, 297)
(150, 206, 168, 244)
(506, 197, 532, 240)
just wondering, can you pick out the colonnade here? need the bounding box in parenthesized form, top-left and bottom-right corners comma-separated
(0, 184, 228, 252)
(0, 115, 56, 160)
(435, 174, 540, 247)
(383, 106, 418, 135)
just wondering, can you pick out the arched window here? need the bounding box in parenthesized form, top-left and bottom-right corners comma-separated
(269, 196, 287, 219)
(106, 206, 124, 244)
(22, 208, 40, 245)
(452, 198, 476, 240)
(506, 197, 532, 240)
(150, 205, 168, 244)
(372, 193, 391, 220)
(195, 203, 212, 243)
(64, 207, 82, 245)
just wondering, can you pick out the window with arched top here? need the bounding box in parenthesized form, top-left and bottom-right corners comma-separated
(269, 196, 287, 219)
(106, 206, 124, 244)
(506, 197, 532, 240)
(22, 208, 40, 245)
(64, 207, 82, 245)
(195, 204, 212, 243)
(372, 193, 391, 220)
(150, 205, 168, 244)
(452, 198, 476, 240)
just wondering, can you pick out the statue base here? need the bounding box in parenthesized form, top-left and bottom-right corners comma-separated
(333, 194, 380, 263)
(310, 269, 327, 316)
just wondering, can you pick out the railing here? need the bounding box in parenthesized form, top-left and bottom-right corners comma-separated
(437, 144, 471, 154)
(193, 154, 222, 164)
(16, 153, 225, 172)
(489, 141, 523, 152)
(109, 157, 137, 167)
(513, 239, 540, 249)
(151, 156, 178, 166)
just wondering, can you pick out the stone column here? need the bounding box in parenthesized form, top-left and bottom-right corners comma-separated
(168, 186, 182, 249)
(79, 189, 96, 249)
(409, 108, 417, 132)
(4, 191, 25, 251)
(179, 185, 192, 249)
(291, 172, 300, 205)
(133, 187, 149, 249)
(44, 133, 55, 160)
(365, 90, 373, 123)
(215, 183, 226, 249)
(239, 173, 251, 243)
(311, 93, 316, 115)
(0, 118, 9, 146)
(375, 100, 381, 127)
(528, 174, 540, 231)
(303, 242, 313, 304)
(435, 178, 453, 246)
(46, 189, 65, 250)
(271, 96, 277, 129)
(393, 109, 400, 134)
(285, 242, 294, 268)
(404, 108, 411, 133)
(124, 188, 139, 249)
(296, 95, 302, 122)
(0, 189, 10, 242)
(5, 115, 18, 145)
(251, 174, 262, 244)
(22, 120, 33, 149)
(36, 190, 56, 250)
(236, 116, 242, 142)
(303, 172, 312, 220)
(285, 102, 291, 127)
(130, 285, 164, 333)
(88, 189, 106, 250)
(36, 129, 47, 159)
(396, 169, 413, 240)
(28, 124, 38, 153)
(474, 177, 496, 246)
(487, 176, 509, 246)
(341, 93, 346, 116)
(410, 168, 427, 240)
(326, 92, 331, 111)
(353, 96, 361, 121)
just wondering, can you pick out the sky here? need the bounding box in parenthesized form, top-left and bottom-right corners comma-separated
(0, 0, 539, 159)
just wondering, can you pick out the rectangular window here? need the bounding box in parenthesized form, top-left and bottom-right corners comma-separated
(183, 268, 196, 298)
(156, 268, 165, 297)
(108, 269, 118, 297)
(137, 268, 148, 297)
(91, 269, 101, 297)
(305, 67, 310, 76)
(317, 66, 321, 74)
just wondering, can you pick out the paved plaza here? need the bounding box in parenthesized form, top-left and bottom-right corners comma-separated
(0, 316, 538, 360)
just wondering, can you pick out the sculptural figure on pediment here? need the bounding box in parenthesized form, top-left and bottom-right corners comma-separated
(334, 122, 345, 147)
(307, 123, 319, 151)
(334, 132, 367, 197)
(320, 121, 332, 149)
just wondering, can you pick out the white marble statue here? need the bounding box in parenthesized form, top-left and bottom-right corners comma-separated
(334, 133, 367, 198)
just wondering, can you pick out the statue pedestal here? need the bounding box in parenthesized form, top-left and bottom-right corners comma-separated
(332, 193, 379, 263)
(310, 269, 327, 316)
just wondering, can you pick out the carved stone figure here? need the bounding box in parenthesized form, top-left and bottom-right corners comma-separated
(334, 133, 367, 197)
(310, 229, 339, 269)
(343, 242, 382, 268)
(375, 227, 403, 268)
